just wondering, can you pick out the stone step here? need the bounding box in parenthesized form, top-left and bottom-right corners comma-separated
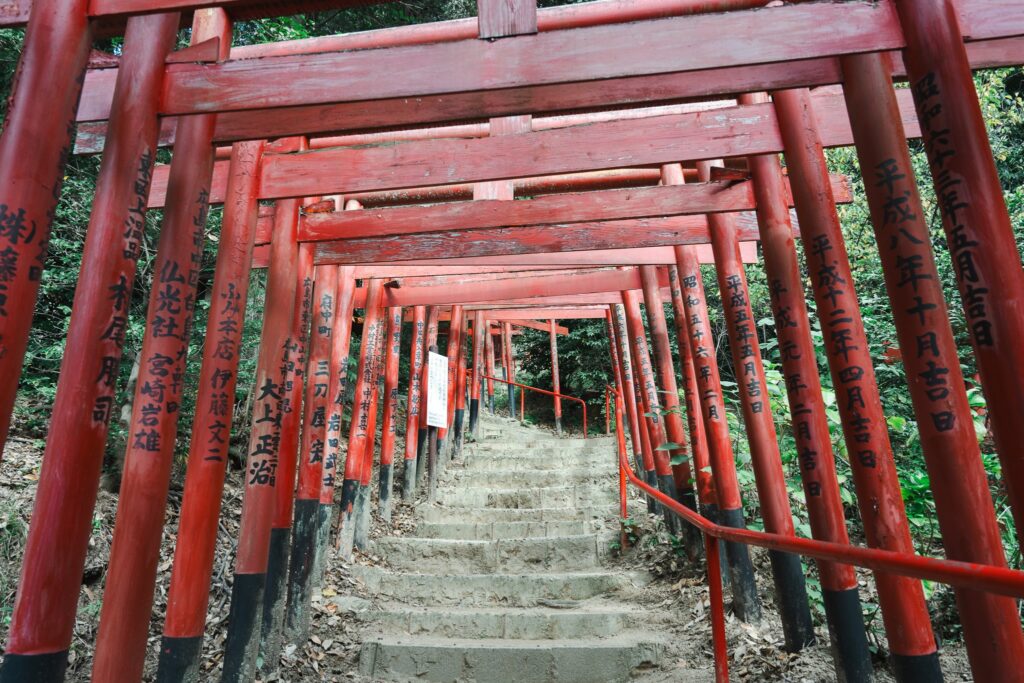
(473, 440, 606, 452)
(442, 468, 614, 489)
(355, 604, 644, 639)
(434, 485, 619, 509)
(358, 633, 667, 683)
(417, 504, 642, 524)
(369, 534, 615, 572)
(349, 566, 651, 606)
(414, 518, 608, 540)
(457, 455, 616, 472)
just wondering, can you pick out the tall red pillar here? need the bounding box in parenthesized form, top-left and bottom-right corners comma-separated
(841, 53, 1024, 680)
(403, 305, 427, 497)
(0, 14, 176, 681)
(91, 12, 229, 681)
(0, 0, 92, 456)
(773, 87, 942, 677)
(675, 246, 761, 623)
(470, 310, 485, 436)
(156, 140, 266, 682)
(378, 306, 403, 521)
(549, 319, 563, 434)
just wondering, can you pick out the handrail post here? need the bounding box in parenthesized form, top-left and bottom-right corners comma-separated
(706, 530, 730, 683)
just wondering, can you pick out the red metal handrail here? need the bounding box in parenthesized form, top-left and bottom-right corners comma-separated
(479, 372, 588, 438)
(606, 384, 1024, 682)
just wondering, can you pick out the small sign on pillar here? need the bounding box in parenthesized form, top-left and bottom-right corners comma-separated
(426, 351, 449, 428)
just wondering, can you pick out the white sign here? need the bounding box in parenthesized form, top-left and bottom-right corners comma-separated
(426, 351, 449, 428)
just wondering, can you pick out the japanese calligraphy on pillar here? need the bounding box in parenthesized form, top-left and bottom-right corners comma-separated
(912, 73, 992, 349)
(722, 273, 766, 416)
(202, 281, 243, 462)
(681, 272, 724, 424)
(408, 316, 426, 420)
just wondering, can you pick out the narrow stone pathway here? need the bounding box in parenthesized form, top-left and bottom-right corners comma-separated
(351, 413, 670, 682)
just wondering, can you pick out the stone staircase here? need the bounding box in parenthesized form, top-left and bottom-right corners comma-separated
(352, 413, 669, 682)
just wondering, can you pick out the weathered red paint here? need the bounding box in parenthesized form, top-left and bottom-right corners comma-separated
(610, 304, 654, 476)
(90, 12, 227, 679)
(442, 305, 465, 436)
(0, 12, 174, 667)
(772, 88, 939, 658)
(418, 306, 441, 433)
(736, 135, 856, 594)
(404, 305, 427, 467)
(549, 319, 562, 430)
(235, 196, 301, 574)
(638, 266, 695, 503)
(0, 0, 92, 455)
(377, 306, 403, 517)
(620, 291, 671, 478)
(484, 320, 497, 409)
(319, 266, 357, 507)
(294, 266, 339, 503)
(161, 139, 265, 642)
(841, 53, 1024, 677)
(898, 0, 1024, 559)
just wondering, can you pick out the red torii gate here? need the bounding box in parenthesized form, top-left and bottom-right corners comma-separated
(0, 0, 1022, 682)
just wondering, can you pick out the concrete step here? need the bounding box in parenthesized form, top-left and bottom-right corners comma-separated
(472, 440, 607, 452)
(414, 518, 608, 540)
(356, 604, 645, 639)
(358, 633, 667, 683)
(434, 484, 619, 509)
(457, 455, 616, 472)
(442, 468, 614, 489)
(349, 566, 651, 606)
(369, 534, 615, 572)
(417, 504, 641, 524)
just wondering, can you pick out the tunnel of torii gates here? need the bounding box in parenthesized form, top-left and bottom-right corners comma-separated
(1, 0, 1024, 681)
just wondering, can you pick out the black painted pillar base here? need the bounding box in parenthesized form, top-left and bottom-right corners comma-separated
(675, 488, 705, 562)
(507, 385, 516, 418)
(452, 407, 465, 459)
(488, 393, 495, 414)
(892, 651, 943, 683)
(0, 651, 69, 683)
(644, 469, 660, 514)
(657, 473, 681, 534)
(402, 457, 416, 499)
(285, 498, 319, 645)
(821, 587, 873, 683)
(314, 503, 333, 575)
(468, 398, 479, 438)
(427, 427, 438, 502)
(353, 484, 371, 551)
(156, 635, 203, 683)
(718, 506, 762, 624)
(416, 429, 429, 486)
(378, 463, 393, 522)
(554, 416, 562, 435)
(258, 526, 291, 675)
(767, 549, 816, 652)
(221, 572, 266, 683)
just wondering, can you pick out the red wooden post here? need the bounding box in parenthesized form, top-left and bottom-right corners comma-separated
(0, 14, 175, 680)
(454, 319, 469, 455)
(378, 306, 403, 521)
(222, 194, 301, 683)
(772, 87, 941, 676)
(733, 135, 872, 678)
(502, 321, 516, 418)
(157, 139, 265, 682)
(620, 290, 681, 534)
(417, 306, 441, 485)
(438, 305, 464, 456)
(700, 159, 815, 649)
(338, 278, 385, 558)
(549, 318, 563, 434)
(355, 307, 387, 549)
(312, 266, 356, 577)
(484, 320, 497, 413)
(0, 0, 92, 458)
(280, 264, 339, 655)
(610, 304, 657, 510)
(840, 53, 1024, 680)
(665, 263, 717, 512)
(469, 310, 485, 436)
(638, 266, 702, 558)
(91, 12, 227, 681)
(403, 305, 427, 497)
(675, 245, 761, 623)
(260, 241, 314, 672)
(895, 0, 1024, 560)
(606, 308, 652, 512)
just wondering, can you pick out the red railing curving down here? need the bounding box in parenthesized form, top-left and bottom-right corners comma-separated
(478, 372, 588, 438)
